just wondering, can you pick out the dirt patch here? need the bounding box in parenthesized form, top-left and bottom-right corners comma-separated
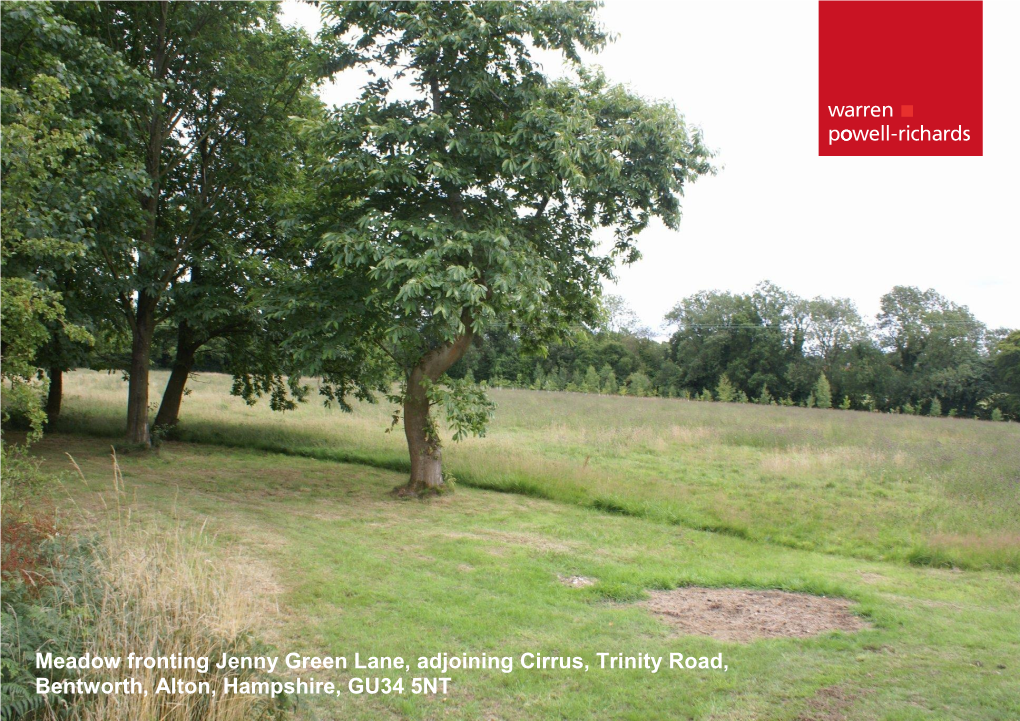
(643, 587, 870, 643)
(558, 574, 596, 588)
(797, 684, 859, 721)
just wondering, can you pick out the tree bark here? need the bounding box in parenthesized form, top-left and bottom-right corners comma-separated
(125, 297, 156, 445)
(154, 322, 200, 429)
(402, 366, 445, 492)
(398, 313, 476, 495)
(45, 367, 62, 428)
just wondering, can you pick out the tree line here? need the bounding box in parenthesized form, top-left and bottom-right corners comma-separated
(448, 284, 1019, 421)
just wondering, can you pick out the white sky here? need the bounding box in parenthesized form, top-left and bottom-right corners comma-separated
(280, 1, 1019, 336)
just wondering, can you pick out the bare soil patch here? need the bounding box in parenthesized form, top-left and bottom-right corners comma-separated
(643, 587, 870, 643)
(558, 574, 596, 588)
(797, 684, 858, 721)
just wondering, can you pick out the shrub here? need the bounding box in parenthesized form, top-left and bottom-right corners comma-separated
(1, 512, 85, 720)
(929, 398, 942, 417)
(1, 459, 289, 721)
(0, 442, 52, 510)
(626, 372, 652, 397)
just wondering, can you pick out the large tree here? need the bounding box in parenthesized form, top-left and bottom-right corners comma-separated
(805, 296, 868, 372)
(877, 285, 988, 413)
(1, 1, 144, 437)
(68, 1, 317, 444)
(665, 282, 806, 400)
(314, 1, 712, 493)
(148, 38, 322, 431)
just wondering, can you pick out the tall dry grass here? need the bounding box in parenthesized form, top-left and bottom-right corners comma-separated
(53, 455, 286, 721)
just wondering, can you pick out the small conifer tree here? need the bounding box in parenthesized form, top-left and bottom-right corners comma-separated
(813, 373, 832, 409)
(716, 375, 736, 402)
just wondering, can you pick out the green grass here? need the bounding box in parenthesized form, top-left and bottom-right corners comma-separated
(56, 370, 1020, 571)
(26, 435, 1020, 720)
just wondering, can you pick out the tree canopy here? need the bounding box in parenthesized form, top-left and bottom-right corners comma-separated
(311, 0, 713, 491)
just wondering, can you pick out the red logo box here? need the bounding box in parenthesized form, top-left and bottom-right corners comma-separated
(819, 1, 982, 156)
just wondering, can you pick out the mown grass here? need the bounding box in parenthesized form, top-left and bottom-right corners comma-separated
(26, 435, 1020, 721)
(56, 370, 1020, 571)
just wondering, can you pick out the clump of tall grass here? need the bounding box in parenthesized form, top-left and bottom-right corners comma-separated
(2, 454, 288, 721)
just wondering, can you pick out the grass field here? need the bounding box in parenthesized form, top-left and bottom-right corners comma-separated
(56, 370, 1020, 571)
(12, 369, 1020, 719)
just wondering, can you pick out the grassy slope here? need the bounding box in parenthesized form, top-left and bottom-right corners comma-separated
(31, 436, 1019, 721)
(56, 370, 1020, 571)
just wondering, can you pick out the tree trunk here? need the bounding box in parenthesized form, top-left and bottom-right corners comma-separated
(402, 366, 445, 494)
(154, 323, 200, 430)
(397, 314, 476, 495)
(45, 367, 62, 427)
(125, 300, 156, 445)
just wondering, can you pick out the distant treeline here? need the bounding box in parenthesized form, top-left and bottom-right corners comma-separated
(444, 283, 1020, 421)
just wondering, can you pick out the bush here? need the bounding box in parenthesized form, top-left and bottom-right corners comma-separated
(626, 372, 652, 397)
(1, 460, 289, 721)
(1, 513, 87, 720)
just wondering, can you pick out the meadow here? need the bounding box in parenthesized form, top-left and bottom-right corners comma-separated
(57, 370, 1020, 572)
(11, 369, 1020, 720)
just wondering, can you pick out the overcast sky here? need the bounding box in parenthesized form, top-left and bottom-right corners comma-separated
(280, 1, 1019, 336)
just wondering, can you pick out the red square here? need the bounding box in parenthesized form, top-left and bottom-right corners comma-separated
(819, 2, 982, 156)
